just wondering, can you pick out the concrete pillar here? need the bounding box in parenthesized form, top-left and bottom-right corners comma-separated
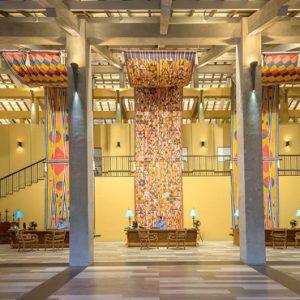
(279, 88, 289, 123)
(67, 19, 94, 266)
(116, 90, 122, 123)
(198, 89, 205, 123)
(193, 71, 199, 89)
(30, 90, 39, 124)
(236, 18, 266, 265)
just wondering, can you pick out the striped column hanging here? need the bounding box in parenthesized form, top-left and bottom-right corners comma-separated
(2, 51, 68, 228)
(231, 52, 300, 228)
(125, 51, 195, 228)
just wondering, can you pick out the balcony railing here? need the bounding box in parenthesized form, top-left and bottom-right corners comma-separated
(96, 155, 300, 177)
(279, 155, 300, 176)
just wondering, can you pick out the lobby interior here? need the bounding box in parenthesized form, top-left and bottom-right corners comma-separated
(0, 0, 300, 299)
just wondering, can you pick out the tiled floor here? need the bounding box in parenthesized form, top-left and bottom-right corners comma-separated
(0, 241, 299, 300)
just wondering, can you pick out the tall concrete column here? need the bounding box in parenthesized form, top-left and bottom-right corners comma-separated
(236, 18, 266, 265)
(30, 90, 39, 124)
(198, 89, 205, 123)
(116, 90, 122, 123)
(67, 19, 94, 266)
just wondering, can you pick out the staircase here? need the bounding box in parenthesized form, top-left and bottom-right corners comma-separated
(0, 159, 45, 198)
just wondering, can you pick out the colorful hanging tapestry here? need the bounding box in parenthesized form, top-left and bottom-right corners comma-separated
(47, 163, 69, 228)
(125, 50, 195, 228)
(262, 53, 300, 85)
(125, 51, 194, 88)
(231, 86, 279, 228)
(135, 87, 183, 228)
(45, 87, 69, 228)
(230, 86, 238, 227)
(2, 51, 67, 87)
(262, 86, 279, 228)
(1, 51, 70, 229)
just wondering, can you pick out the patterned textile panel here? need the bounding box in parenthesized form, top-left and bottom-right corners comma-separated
(124, 51, 195, 88)
(45, 88, 69, 161)
(262, 54, 300, 84)
(135, 87, 183, 228)
(47, 163, 69, 229)
(230, 86, 238, 226)
(262, 86, 279, 228)
(231, 86, 279, 228)
(45, 87, 69, 228)
(2, 51, 67, 87)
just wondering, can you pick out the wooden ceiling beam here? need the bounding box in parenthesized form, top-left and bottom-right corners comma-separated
(32, 0, 80, 36)
(247, 0, 292, 35)
(160, 0, 173, 35)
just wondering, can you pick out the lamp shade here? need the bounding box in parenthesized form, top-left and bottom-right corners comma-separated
(296, 209, 300, 217)
(125, 209, 134, 218)
(234, 209, 239, 217)
(13, 210, 24, 219)
(189, 209, 198, 217)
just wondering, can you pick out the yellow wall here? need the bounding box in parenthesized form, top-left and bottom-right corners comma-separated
(94, 176, 232, 241)
(279, 177, 300, 227)
(279, 124, 300, 155)
(0, 176, 299, 241)
(0, 126, 9, 178)
(94, 177, 134, 241)
(0, 179, 45, 229)
(0, 124, 45, 177)
(183, 177, 232, 241)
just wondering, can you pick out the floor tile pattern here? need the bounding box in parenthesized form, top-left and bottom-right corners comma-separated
(48, 264, 300, 300)
(0, 242, 299, 299)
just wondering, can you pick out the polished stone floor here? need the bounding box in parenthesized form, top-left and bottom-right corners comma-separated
(0, 241, 299, 300)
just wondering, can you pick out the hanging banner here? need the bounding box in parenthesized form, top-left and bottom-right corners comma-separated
(45, 87, 69, 228)
(262, 53, 300, 85)
(231, 86, 279, 228)
(125, 50, 195, 228)
(1, 51, 70, 229)
(2, 51, 67, 87)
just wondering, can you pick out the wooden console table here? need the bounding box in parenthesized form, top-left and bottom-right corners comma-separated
(126, 228, 198, 247)
(10, 230, 69, 249)
(232, 228, 300, 246)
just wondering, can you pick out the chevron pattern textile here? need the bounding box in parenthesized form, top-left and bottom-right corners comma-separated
(262, 53, 300, 84)
(2, 51, 67, 87)
(125, 50, 195, 228)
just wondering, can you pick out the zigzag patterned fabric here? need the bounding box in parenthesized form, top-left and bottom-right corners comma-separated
(262, 54, 300, 84)
(2, 51, 67, 87)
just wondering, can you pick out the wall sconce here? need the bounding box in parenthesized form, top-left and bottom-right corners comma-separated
(200, 141, 205, 148)
(17, 141, 23, 148)
(250, 61, 258, 91)
(116, 141, 121, 148)
(70, 62, 79, 92)
(285, 140, 290, 147)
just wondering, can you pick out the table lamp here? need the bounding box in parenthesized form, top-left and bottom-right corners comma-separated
(13, 210, 24, 227)
(125, 209, 134, 227)
(233, 209, 239, 228)
(189, 209, 198, 227)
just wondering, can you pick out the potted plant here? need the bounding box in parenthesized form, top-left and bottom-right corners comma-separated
(28, 221, 37, 230)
